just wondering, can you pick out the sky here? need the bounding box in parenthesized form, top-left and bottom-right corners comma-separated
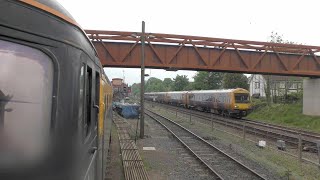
(57, 0, 320, 85)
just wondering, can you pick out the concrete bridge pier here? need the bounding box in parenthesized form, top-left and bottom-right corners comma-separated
(303, 78, 320, 116)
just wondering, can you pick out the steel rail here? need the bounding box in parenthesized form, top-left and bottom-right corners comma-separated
(151, 102, 319, 149)
(242, 118, 320, 139)
(147, 102, 320, 167)
(146, 108, 267, 180)
(145, 112, 224, 180)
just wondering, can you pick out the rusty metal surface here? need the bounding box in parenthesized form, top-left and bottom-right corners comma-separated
(86, 30, 320, 77)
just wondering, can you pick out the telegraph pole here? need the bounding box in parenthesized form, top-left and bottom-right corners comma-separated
(140, 21, 145, 139)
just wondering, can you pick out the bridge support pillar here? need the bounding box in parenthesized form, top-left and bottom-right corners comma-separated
(303, 78, 320, 116)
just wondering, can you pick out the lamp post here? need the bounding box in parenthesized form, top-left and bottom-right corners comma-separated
(140, 21, 145, 139)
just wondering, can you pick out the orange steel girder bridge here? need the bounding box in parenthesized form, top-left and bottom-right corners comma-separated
(86, 30, 320, 77)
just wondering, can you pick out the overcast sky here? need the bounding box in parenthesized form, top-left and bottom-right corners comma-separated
(57, 0, 320, 85)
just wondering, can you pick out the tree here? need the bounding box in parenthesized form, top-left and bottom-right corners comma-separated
(264, 75, 272, 106)
(131, 83, 140, 97)
(269, 31, 296, 44)
(223, 73, 249, 90)
(145, 77, 164, 92)
(193, 71, 223, 90)
(267, 31, 299, 104)
(162, 78, 174, 91)
(173, 75, 189, 91)
(183, 82, 195, 91)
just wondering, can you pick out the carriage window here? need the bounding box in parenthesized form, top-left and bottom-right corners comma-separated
(79, 65, 85, 139)
(85, 67, 92, 137)
(0, 40, 53, 165)
(95, 72, 100, 127)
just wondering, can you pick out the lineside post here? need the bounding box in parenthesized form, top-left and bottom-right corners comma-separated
(189, 114, 191, 124)
(317, 140, 320, 170)
(298, 134, 302, 165)
(211, 113, 213, 131)
(140, 21, 145, 139)
(242, 121, 246, 140)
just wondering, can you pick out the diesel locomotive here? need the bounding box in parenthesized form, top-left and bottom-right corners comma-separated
(0, 0, 113, 179)
(145, 88, 251, 118)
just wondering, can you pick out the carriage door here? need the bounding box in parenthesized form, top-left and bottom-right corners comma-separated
(83, 65, 100, 180)
(93, 71, 101, 180)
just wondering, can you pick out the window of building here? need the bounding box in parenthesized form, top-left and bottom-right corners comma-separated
(279, 82, 285, 88)
(254, 82, 260, 89)
(290, 83, 297, 89)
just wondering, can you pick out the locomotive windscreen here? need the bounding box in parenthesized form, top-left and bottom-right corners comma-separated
(234, 93, 250, 103)
(0, 40, 53, 168)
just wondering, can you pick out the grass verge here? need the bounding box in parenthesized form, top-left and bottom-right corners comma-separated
(248, 100, 320, 133)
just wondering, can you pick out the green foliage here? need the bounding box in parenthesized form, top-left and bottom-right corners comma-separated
(248, 101, 320, 133)
(162, 78, 174, 91)
(173, 75, 189, 91)
(183, 82, 195, 91)
(193, 71, 223, 90)
(131, 83, 140, 96)
(284, 91, 303, 103)
(222, 73, 249, 90)
(264, 75, 271, 106)
(145, 77, 165, 92)
(250, 98, 268, 110)
(269, 31, 297, 44)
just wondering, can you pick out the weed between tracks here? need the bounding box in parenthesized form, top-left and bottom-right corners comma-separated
(140, 153, 152, 171)
(149, 105, 320, 180)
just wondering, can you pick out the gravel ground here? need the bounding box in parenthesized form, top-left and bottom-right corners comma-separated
(155, 102, 320, 164)
(124, 114, 217, 180)
(152, 105, 320, 180)
(151, 106, 283, 180)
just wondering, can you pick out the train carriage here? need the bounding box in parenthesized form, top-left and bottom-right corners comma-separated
(187, 88, 251, 117)
(166, 91, 187, 106)
(145, 88, 251, 118)
(0, 1, 113, 179)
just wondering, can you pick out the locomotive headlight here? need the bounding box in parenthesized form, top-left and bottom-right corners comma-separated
(234, 105, 239, 108)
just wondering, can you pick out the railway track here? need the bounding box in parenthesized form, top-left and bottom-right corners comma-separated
(145, 108, 267, 180)
(149, 102, 320, 151)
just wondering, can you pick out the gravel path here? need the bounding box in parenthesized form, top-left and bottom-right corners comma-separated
(125, 115, 216, 180)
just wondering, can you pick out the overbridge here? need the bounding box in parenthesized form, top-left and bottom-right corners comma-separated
(86, 30, 320, 77)
(86, 30, 320, 116)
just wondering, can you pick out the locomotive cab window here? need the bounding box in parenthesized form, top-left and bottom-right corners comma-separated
(235, 93, 250, 103)
(0, 39, 53, 166)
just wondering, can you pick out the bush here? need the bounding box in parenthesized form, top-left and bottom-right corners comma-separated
(251, 98, 268, 110)
(276, 91, 303, 104)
